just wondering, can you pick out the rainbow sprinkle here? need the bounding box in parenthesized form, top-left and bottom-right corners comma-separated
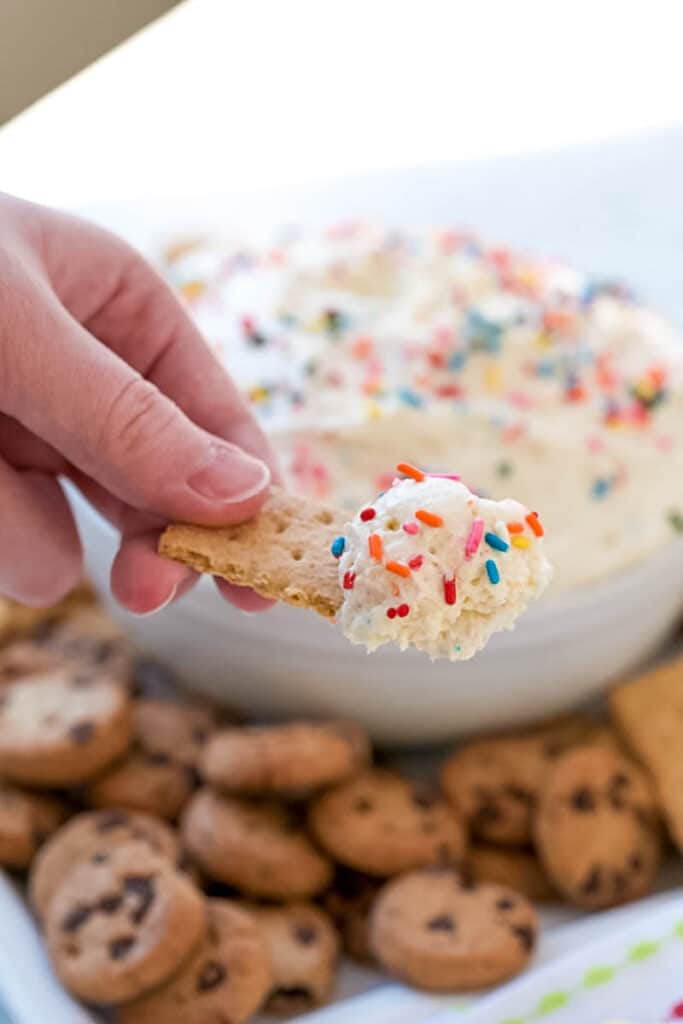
(396, 462, 425, 482)
(402, 521, 420, 535)
(360, 507, 376, 522)
(330, 536, 346, 558)
(415, 509, 444, 528)
(369, 534, 383, 561)
(443, 576, 457, 605)
(343, 571, 356, 589)
(485, 531, 509, 552)
(526, 512, 544, 536)
(486, 559, 500, 584)
(511, 536, 531, 549)
(465, 519, 485, 559)
(386, 561, 411, 578)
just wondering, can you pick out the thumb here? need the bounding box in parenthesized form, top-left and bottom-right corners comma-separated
(3, 299, 271, 525)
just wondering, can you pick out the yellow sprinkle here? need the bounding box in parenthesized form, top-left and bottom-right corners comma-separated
(365, 401, 383, 420)
(385, 518, 400, 531)
(248, 386, 269, 403)
(178, 280, 206, 301)
(484, 363, 503, 392)
(511, 536, 531, 549)
(535, 331, 553, 349)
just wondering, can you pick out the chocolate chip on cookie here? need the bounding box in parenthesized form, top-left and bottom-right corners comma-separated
(308, 769, 466, 876)
(181, 788, 333, 899)
(248, 901, 339, 1012)
(0, 783, 67, 870)
(370, 868, 537, 991)
(534, 745, 661, 909)
(440, 715, 616, 846)
(38, 607, 133, 681)
(464, 844, 557, 903)
(321, 867, 382, 961)
(45, 841, 205, 1004)
(200, 720, 370, 795)
(29, 809, 180, 920)
(119, 899, 271, 1024)
(0, 666, 132, 787)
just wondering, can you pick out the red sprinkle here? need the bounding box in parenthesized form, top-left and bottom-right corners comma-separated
(443, 576, 457, 605)
(397, 603, 410, 617)
(342, 572, 356, 590)
(396, 461, 425, 482)
(386, 607, 397, 619)
(360, 508, 376, 522)
(408, 555, 424, 570)
(526, 512, 544, 537)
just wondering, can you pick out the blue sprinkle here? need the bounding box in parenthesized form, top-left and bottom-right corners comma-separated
(484, 531, 509, 553)
(486, 559, 500, 585)
(330, 536, 346, 558)
(448, 351, 467, 371)
(535, 360, 556, 378)
(591, 478, 612, 500)
(397, 388, 425, 408)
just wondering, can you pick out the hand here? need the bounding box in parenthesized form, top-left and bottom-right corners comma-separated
(0, 192, 278, 614)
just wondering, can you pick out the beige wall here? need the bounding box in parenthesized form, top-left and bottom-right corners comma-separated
(0, 0, 180, 124)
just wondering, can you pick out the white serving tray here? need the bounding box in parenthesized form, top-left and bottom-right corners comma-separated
(2, 870, 682, 1024)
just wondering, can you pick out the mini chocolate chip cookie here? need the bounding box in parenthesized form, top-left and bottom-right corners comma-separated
(45, 840, 205, 1004)
(0, 783, 67, 869)
(370, 868, 538, 991)
(29, 809, 180, 920)
(85, 752, 194, 821)
(465, 845, 557, 903)
(38, 607, 133, 681)
(308, 770, 467, 877)
(0, 666, 133, 786)
(181, 788, 333, 899)
(119, 899, 271, 1024)
(248, 901, 340, 1012)
(200, 720, 370, 795)
(321, 868, 382, 961)
(440, 715, 616, 846)
(83, 697, 215, 820)
(0, 641, 65, 684)
(534, 745, 661, 909)
(133, 699, 218, 773)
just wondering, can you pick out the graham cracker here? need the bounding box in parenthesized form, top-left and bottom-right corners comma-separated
(159, 489, 346, 618)
(609, 654, 683, 851)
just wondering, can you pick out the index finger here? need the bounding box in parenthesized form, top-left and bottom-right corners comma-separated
(40, 206, 280, 479)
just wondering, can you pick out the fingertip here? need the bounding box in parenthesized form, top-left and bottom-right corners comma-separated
(112, 531, 197, 614)
(214, 578, 276, 613)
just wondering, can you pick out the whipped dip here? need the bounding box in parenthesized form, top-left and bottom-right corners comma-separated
(160, 224, 683, 594)
(334, 468, 552, 660)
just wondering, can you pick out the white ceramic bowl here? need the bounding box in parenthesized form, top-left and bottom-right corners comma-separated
(71, 491, 683, 745)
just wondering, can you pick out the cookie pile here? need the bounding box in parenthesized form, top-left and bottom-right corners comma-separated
(0, 587, 680, 1020)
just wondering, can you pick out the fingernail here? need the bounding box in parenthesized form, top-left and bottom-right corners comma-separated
(188, 445, 270, 503)
(134, 583, 178, 617)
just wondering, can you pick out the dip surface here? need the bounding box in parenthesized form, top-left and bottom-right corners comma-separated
(160, 225, 683, 594)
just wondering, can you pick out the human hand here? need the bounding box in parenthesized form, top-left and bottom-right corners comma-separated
(0, 192, 278, 614)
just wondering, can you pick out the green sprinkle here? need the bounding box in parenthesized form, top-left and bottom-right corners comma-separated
(628, 940, 660, 961)
(668, 509, 683, 533)
(496, 460, 513, 478)
(674, 920, 683, 938)
(500, 1019, 525, 1024)
(583, 965, 615, 987)
(536, 991, 569, 1014)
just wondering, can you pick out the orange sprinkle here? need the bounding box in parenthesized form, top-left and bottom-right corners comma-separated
(507, 522, 525, 533)
(415, 509, 444, 528)
(511, 536, 531, 550)
(396, 462, 425, 482)
(368, 534, 383, 561)
(526, 513, 544, 537)
(386, 560, 411, 578)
